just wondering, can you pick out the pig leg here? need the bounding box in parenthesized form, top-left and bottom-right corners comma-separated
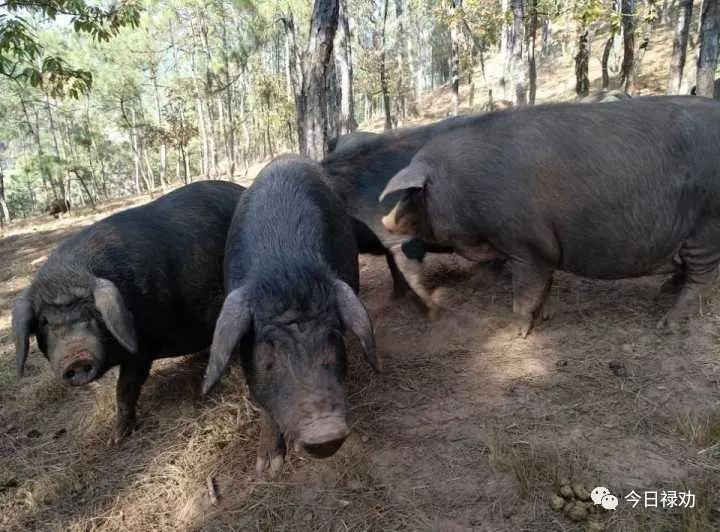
(110, 359, 151, 445)
(659, 271, 686, 296)
(385, 250, 411, 297)
(389, 243, 442, 318)
(657, 238, 720, 331)
(256, 409, 286, 478)
(511, 261, 554, 338)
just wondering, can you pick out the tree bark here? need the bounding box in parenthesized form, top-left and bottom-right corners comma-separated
(501, 0, 512, 98)
(528, 0, 538, 104)
(336, 0, 357, 133)
(150, 62, 167, 187)
(296, 0, 340, 159)
(450, 0, 463, 116)
(219, 11, 236, 178)
(667, 0, 693, 94)
(696, 0, 720, 97)
(394, 0, 411, 121)
(575, 29, 591, 97)
(0, 160, 10, 224)
(620, 0, 636, 93)
(510, 0, 528, 105)
(379, 0, 393, 130)
(326, 58, 341, 140)
(601, 32, 615, 89)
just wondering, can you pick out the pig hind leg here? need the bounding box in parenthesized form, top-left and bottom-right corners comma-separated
(256, 409, 287, 478)
(110, 358, 152, 445)
(657, 233, 720, 330)
(512, 261, 554, 338)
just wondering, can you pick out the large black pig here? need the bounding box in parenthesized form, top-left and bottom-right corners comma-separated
(321, 120, 474, 309)
(201, 155, 378, 477)
(380, 96, 720, 336)
(12, 181, 244, 442)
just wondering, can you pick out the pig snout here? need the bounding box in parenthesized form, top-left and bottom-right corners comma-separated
(61, 350, 98, 386)
(298, 416, 350, 458)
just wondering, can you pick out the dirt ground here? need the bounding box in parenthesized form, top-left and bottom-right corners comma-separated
(1, 191, 719, 532)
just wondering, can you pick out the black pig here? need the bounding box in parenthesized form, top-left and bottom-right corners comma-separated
(12, 181, 244, 442)
(321, 119, 478, 310)
(202, 155, 378, 477)
(380, 96, 720, 335)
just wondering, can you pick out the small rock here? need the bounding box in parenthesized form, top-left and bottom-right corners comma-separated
(585, 520, 605, 532)
(0, 478, 18, 491)
(550, 494, 565, 512)
(573, 483, 591, 501)
(303, 513, 313, 522)
(348, 479, 364, 491)
(563, 501, 574, 514)
(621, 343, 633, 354)
(559, 477, 570, 486)
(560, 485, 575, 499)
(608, 361, 627, 377)
(567, 502, 589, 522)
(26, 429, 41, 438)
(361, 435, 369, 443)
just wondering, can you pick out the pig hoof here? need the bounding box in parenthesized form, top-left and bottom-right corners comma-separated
(255, 453, 285, 479)
(108, 417, 136, 446)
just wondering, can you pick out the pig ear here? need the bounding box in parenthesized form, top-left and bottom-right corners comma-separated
(334, 279, 381, 373)
(93, 278, 138, 354)
(202, 287, 253, 396)
(379, 165, 428, 202)
(12, 290, 36, 378)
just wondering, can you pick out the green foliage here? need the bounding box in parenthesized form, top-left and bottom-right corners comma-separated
(0, 1, 140, 97)
(572, 0, 605, 29)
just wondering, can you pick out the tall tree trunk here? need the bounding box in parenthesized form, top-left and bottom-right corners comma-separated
(601, 33, 615, 89)
(379, 0, 393, 130)
(510, 0, 528, 105)
(219, 12, 236, 179)
(90, 137, 109, 199)
(450, 0, 463, 116)
(620, 0, 636, 93)
(528, 0, 538, 104)
(191, 50, 210, 179)
(696, 0, 720, 97)
(282, 13, 306, 154)
(668, 0, 694, 94)
(326, 59, 341, 140)
(0, 161, 10, 224)
(44, 94, 68, 200)
(336, 0, 357, 133)
(394, 0, 411, 121)
(501, 0, 512, 98)
(575, 29, 591, 97)
(129, 107, 142, 194)
(150, 63, 167, 187)
(296, 0, 340, 159)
